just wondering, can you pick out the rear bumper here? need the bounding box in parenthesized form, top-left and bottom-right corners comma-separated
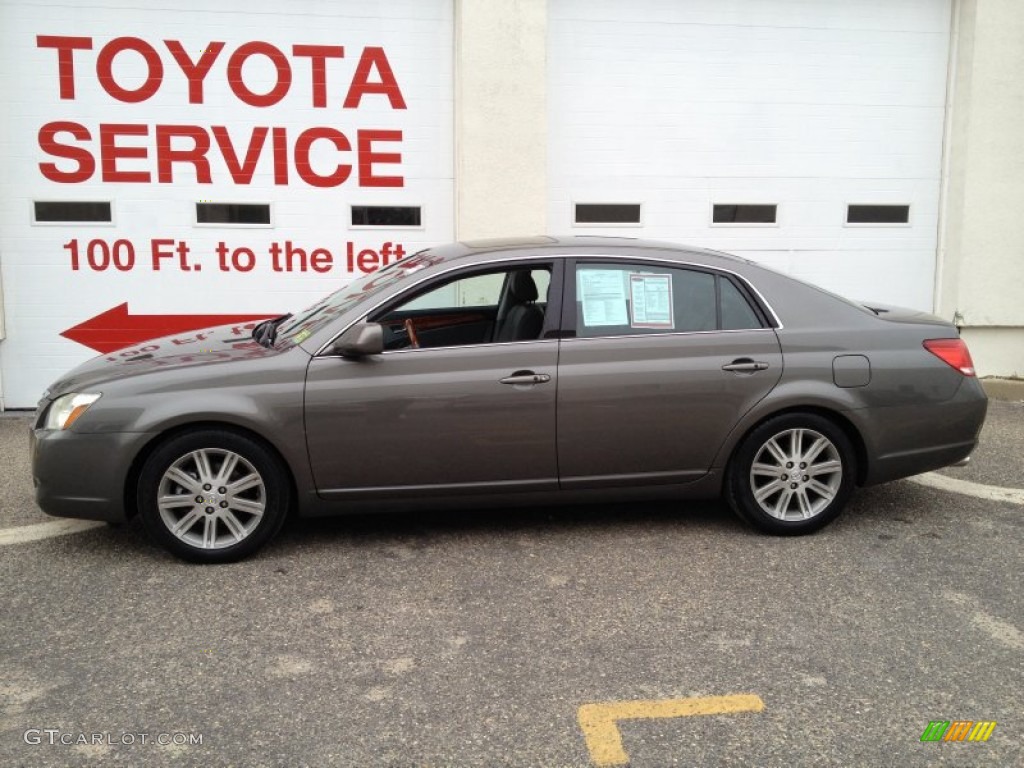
(30, 426, 149, 522)
(864, 438, 979, 485)
(857, 377, 988, 486)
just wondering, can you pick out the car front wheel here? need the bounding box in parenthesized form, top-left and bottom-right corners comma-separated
(137, 429, 289, 563)
(727, 413, 856, 535)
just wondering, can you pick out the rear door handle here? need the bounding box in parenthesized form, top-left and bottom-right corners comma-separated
(722, 358, 769, 373)
(499, 370, 551, 386)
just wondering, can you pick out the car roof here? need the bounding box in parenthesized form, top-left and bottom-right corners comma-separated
(425, 235, 756, 270)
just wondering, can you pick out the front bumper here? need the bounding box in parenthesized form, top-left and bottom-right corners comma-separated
(31, 425, 149, 522)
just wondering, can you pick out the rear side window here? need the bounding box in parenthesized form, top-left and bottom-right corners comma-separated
(575, 264, 714, 337)
(720, 278, 763, 330)
(574, 263, 763, 337)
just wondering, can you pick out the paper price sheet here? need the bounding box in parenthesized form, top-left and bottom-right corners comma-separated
(578, 268, 675, 330)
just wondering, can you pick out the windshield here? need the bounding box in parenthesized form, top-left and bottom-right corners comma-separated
(274, 250, 441, 345)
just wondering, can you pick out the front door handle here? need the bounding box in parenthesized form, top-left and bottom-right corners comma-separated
(499, 370, 551, 386)
(722, 358, 770, 373)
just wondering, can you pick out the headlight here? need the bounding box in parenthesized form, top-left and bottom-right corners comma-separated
(44, 393, 102, 430)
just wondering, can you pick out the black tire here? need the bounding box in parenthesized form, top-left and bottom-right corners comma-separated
(726, 413, 856, 535)
(137, 429, 289, 563)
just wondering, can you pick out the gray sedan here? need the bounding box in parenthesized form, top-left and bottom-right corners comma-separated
(31, 237, 987, 562)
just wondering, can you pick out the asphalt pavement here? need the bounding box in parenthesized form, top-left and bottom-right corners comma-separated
(1, 399, 1021, 767)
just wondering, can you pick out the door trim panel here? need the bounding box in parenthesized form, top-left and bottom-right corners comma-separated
(559, 469, 707, 490)
(319, 477, 558, 500)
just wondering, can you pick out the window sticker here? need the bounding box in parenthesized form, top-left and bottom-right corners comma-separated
(629, 273, 674, 329)
(578, 269, 629, 326)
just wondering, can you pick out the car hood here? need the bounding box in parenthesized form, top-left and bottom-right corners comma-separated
(44, 324, 300, 398)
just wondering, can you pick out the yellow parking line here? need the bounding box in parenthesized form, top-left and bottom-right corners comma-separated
(578, 693, 765, 766)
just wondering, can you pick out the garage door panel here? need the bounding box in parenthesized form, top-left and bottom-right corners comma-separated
(555, 0, 950, 31)
(553, 108, 946, 177)
(550, 0, 950, 313)
(0, 0, 454, 408)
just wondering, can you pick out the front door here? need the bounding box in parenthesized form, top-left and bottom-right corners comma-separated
(304, 262, 560, 499)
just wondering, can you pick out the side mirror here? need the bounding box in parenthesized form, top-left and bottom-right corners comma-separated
(333, 322, 384, 358)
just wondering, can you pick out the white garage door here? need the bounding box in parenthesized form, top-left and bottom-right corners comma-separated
(0, 0, 453, 408)
(549, 0, 951, 311)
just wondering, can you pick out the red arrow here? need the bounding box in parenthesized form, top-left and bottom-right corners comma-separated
(61, 303, 276, 354)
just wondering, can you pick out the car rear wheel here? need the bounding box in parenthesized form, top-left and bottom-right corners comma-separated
(138, 429, 289, 563)
(727, 413, 856, 535)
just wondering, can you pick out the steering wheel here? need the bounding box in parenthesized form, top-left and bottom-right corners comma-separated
(403, 318, 420, 349)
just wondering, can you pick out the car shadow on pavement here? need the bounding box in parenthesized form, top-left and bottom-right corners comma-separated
(26, 475, 980, 566)
(33, 483, 957, 564)
(275, 498, 741, 549)
(35, 498, 747, 564)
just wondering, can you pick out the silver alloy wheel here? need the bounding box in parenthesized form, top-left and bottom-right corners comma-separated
(156, 448, 266, 550)
(749, 428, 843, 521)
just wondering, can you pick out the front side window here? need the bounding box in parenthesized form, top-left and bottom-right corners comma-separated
(573, 262, 762, 337)
(373, 266, 553, 350)
(276, 249, 440, 345)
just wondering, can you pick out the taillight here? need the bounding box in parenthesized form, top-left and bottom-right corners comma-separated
(923, 338, 976, 376)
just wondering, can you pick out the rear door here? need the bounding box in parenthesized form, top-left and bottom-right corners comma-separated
(556, 258, 783, 489)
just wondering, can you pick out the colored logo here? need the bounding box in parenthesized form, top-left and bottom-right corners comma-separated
(920, 720, 996, 742)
